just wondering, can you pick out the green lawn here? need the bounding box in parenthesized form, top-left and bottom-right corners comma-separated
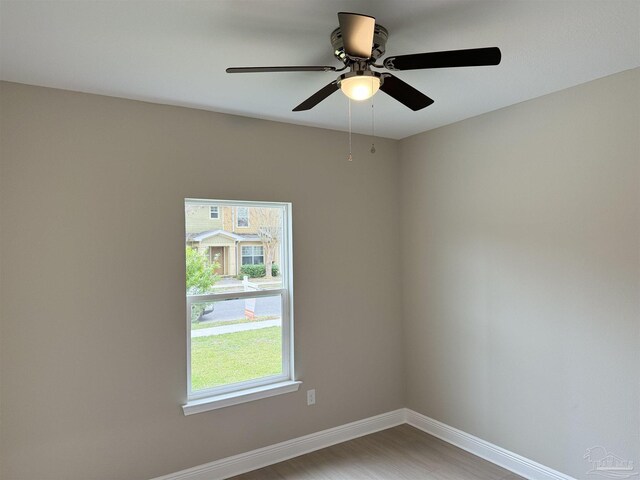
(191, 327, 282, 391)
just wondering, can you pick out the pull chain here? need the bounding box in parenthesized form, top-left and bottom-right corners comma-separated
(347, 98, 353, 161)
(370, 93, 376, 154)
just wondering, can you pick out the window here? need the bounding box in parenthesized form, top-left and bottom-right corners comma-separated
(242, 245, 264, 265)
(237, 206, 249, 227)
(209, 206, 219, 219)
(183, 199, 297, 414)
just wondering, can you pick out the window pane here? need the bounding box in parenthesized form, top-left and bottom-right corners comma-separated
(237, 207, 249, 227)
(190, 295, 283, 391)
(186, 203, 284, 294)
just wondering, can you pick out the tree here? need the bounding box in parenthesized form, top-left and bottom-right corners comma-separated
(186, 247, 220, 294)
(255, 208, 282, 279)
(186, 247, 221, 323)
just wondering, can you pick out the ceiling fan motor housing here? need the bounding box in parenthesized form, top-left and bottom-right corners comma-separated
(331, 24, 389, 62)
(338, 70, 383, 86)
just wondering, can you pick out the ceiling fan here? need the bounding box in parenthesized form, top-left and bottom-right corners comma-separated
(226, 12, 501, 112)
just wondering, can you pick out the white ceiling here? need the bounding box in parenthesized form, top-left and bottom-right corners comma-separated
(1, 0, 638, 139)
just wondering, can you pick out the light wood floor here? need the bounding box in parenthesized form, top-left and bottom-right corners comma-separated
(229, 424, 525, 479)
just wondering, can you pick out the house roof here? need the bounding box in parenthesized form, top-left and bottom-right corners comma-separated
(187, 230, 261, 242)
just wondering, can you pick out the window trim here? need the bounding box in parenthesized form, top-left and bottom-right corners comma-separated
(183, 199, 296, 414)
(209, 206, 219, 219)
(182, 380, 302, 414)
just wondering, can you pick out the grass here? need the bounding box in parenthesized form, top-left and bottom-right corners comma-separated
(191, 326, 282, 391)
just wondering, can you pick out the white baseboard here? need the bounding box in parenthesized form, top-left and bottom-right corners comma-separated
(405, 409, 576, 480)
(153, 408, 577, 480)
(152, 409, 406, 480)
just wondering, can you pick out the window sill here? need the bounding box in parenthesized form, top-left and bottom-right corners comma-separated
(182, 380, 302, 415)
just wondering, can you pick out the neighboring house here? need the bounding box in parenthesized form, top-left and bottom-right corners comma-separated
(185, 205, 280, 276)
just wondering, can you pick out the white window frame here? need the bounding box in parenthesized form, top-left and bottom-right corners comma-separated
(183, 199, 298, 415)
(236, 206, 249, 227)
(209, 206, 219, 219)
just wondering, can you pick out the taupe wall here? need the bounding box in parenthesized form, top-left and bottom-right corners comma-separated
(2, 68, 638, 480)
(399, 68, 640, 479)
(0, 82, 404, 479)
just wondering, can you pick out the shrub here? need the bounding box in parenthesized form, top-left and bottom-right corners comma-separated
(240, 264, 265, 278)
(240, 263, 280, 278)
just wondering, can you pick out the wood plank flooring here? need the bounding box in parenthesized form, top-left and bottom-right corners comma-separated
(229, 424, 525, 479)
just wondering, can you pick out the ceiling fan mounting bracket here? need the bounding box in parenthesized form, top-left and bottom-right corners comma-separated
(330, 24, 389, 63)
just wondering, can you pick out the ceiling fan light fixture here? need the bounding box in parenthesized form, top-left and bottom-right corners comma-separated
(339, 71, 382, 101)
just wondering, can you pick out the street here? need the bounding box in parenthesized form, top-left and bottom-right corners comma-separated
(199, 295, 281, 322)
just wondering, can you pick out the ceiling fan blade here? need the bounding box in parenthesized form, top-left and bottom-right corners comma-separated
(384, 47, 501, 71)
(379, 74, 434, 111)
(338, 12, 375, 59)
(226, 66, 337, 73)
(293, 80, 340, 111)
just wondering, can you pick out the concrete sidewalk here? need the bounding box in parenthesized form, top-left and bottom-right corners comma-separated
(191, 318, 282, 338)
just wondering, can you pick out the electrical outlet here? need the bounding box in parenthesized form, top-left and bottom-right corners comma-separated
(307, 389, 316, 406)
